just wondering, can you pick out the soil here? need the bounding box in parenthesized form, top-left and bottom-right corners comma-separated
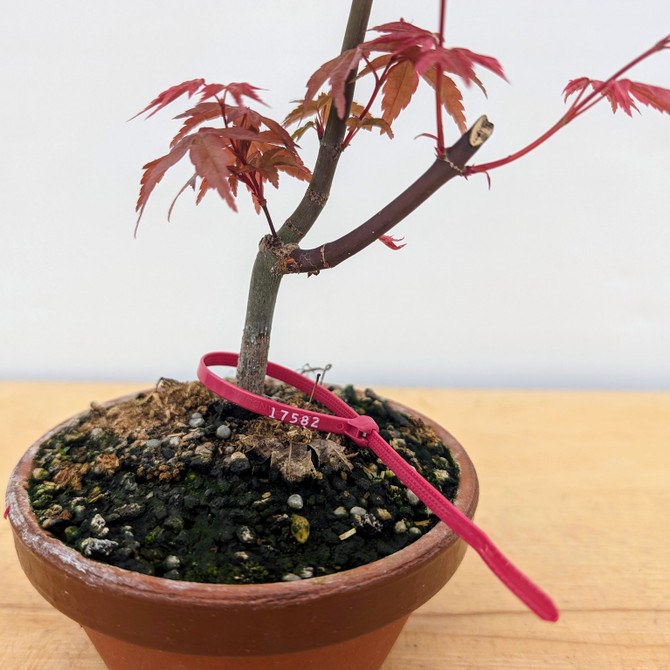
(27, 379, 460, 585)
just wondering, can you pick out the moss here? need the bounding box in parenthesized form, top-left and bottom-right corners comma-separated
(144, 526, 163, 544)
(64, 526, 80, 542)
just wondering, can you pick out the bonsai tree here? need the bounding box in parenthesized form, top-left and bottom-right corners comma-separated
(132, 1, 669, 394)
(7, 3, 670, 650)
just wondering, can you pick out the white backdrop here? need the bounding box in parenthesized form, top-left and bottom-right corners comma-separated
(2, 1, 669, 388)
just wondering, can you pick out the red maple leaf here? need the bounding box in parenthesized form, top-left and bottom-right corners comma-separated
(364, 20, 436, 55)
(564, 78, 670, 116)
(380, 59, 419, 124)
(304, 47, 364, 119)
(243, 148, 311, 189)
(562, 77, 591, 102)
(348, 107, 394, 139)
(629, 81, 670, 114)
(284, 93, 332, 139)
(256, 113, 299, 151)
(223, 82, 267, 107)
(167, 175, 197, 222)
(417, 47, 507, 94)
(378, 234, 406, 250)
(171, 102, 223, 147)
(420, 69, 466, 133)
(133, 80, 268, 122)
(189, 132, 237, 210)
(136, 135, 195, 231)
(131, 79, 206, 120)
(285, 96, 394, 142)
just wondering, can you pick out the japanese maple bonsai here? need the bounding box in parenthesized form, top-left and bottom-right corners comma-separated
(6, 0, 670, 668)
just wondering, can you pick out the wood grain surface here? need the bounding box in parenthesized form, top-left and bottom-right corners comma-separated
(1, 381, 668, 669)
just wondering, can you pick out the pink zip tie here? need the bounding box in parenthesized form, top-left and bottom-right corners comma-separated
(198, 352, 559, 622)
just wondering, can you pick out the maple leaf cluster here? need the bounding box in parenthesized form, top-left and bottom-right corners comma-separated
(288, 19, 506, 145)
(464, 33, 670, 178)
(134, 79, 310, 231)
(133, 19, 667, 254)
(284, 93, 394, 142)
(134, 20, 507, 236)
(564, 77, 670, 117)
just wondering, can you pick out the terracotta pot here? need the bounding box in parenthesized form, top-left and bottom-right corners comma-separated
(6, 394, 478, 670)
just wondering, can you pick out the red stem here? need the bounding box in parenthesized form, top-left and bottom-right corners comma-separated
(435, 0, 448, 154)
(216, 100, 271, 227)
(217, 94, 229, 127)
(261, 203, 277, 237)
(467, 32, 670, 175)
(341, 55, 394, 149)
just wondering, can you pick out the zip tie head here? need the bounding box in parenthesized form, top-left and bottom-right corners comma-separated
(343, 414, 379, 446)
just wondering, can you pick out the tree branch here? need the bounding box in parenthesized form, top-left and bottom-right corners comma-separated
(277, 115, 494, 275)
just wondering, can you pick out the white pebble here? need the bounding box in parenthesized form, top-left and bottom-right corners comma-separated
(394, 521, 407, 534)
(216, 424, 232, 439)
(195, 444, 213, 459)
(406, 490, 421, 506)
(89, 513, 108, 537)
(229, 452, 251, 473)
(237, 526, 255, 544)
(287, 494, 304, 510)
(189, 413, 205, 428)
(80, 538, 118, 557)
(282, 573, 301, 582)
(163, 555, 181, 570)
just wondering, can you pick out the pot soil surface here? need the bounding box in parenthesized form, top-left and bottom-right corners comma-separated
(27, 379, 460, 584)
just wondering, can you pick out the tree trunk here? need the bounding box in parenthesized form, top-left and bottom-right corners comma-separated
(235, 0, 373, 393)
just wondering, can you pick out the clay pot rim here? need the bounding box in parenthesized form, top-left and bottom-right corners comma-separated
(6, 391, 478, 607)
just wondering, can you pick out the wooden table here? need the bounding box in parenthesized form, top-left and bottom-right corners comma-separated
(1, 382, 668, 669)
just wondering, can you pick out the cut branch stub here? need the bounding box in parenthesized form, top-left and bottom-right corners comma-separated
(468, 115, 494, 147)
